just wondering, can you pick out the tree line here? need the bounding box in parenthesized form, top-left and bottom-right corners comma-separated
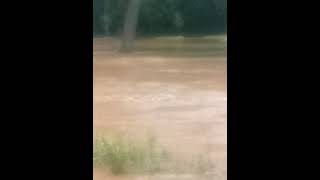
(93, 0, 227, 36)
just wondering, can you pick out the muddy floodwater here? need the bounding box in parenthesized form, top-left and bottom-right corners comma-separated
(93, 36, 227, 180)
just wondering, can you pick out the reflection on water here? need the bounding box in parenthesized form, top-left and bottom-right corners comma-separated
(93, 36, 226, 180)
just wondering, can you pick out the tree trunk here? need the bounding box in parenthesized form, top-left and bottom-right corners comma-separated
(120, 0, 142, 52)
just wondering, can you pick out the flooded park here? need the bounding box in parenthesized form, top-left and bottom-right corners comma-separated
(93, 0, 226, 179)
(93, 35, 227, 180)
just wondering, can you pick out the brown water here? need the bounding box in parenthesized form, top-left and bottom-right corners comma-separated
(93, 36, 227, 180)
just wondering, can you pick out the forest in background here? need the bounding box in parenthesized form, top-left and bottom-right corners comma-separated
(93, 0, 227, 36)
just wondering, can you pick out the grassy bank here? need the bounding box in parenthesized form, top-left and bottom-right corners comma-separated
(93, 135, 214, 175)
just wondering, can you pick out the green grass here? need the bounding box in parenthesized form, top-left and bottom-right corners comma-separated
(93, 135, 170, 175)
(93, 135, 214, 175)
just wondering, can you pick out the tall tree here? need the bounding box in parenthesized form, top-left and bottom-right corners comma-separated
(121, 0, 142, 52)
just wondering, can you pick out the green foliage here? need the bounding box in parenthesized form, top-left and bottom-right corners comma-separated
(93, 135, 170, 175)
(93, 0, 227, 36)
(93, 135, 215, 175)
